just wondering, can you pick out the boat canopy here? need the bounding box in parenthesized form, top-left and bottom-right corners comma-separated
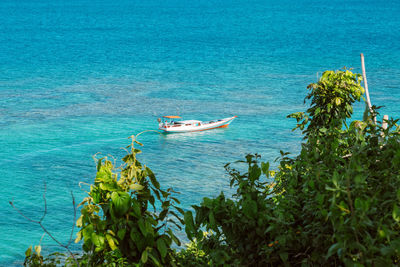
(163, 115, 181, 119)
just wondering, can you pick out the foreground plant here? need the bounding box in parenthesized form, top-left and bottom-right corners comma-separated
(184, 154, 285, 266)
(75, 133, 184, 266)
(184, 69, 400, 266)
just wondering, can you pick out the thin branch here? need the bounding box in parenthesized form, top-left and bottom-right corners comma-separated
(9, 184, 80, 266)
(38, 222, 67, 248)
(66, 191, 77, 248)
(9, 200, 39, 224)
(39, 180, 47, 223)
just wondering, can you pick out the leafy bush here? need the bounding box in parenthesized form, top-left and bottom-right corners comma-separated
(184, 69, 400, 266)
(24, 246, 67, 267)
(184, 154, 287, 266)
(75, 134, 183, 266)
(174, 239, 210, 266)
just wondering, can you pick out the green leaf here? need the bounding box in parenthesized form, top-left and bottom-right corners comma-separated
(261, 162, 270, 175)
(327, 243, 340, 258)
(243, 199, 257, 218)
(75, 230, 82, 243)
(130, 183, 144, 191)
(162, 200, 171, 210)
(25, 246, 32, 257)
(184, 211, 195, 240)
(171, 196, 181, 204)
(130, 229, 145, 251)
(249, 165, 261, 181)
(393, 205, 400, 222)
(148, 251, 162, 267)
(157, 238, 168, 258)
(141, 249, 148, 263)
(279, 252, 288, 262)
(169, 210, 184, 225)
(355, 198, 369, 212)
(168, 229, 181, 246)
(337, 201, 350, 214)
(96, 167, 112, 182)
(138, 219, 147, 236)
(203, 197, 213, 208)
(76, 215, 83, 227)
(354, 174, 365, 184)
(117, 229, 126, 240)
(99, 182, 118, 191)
(175, 206, 185, 215)
(355, 197, 362, 210)
(209, 211, 216, 230)
(145, 220, 154, 236)
(91, 233, 105, 248)
(316, 193, 324, 206)
(147, 167, 160, 189)
(131, 199, 141, 218)
(158, 209, 168, 221)
(381, 246, 394, 256)
(82, 224, 94, 240)
(106, 234, 117, 250)
(111, 192, 131, 217)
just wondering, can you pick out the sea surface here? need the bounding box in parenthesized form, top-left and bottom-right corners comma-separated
(1, 0, 399, 265)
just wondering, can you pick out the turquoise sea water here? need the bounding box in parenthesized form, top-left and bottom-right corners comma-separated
(1, 0, 400, 265)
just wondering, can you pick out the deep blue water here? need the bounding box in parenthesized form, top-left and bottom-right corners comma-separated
(1, 0, 399, 265)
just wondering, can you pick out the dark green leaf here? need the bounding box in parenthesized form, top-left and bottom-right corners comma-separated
(184, 211, 195, 240)
(157, 238, 168, 258)
(147, 167, 160, 189)
(117, 229, 126, 240)
(111, 192, 131, 217)
(243, 199, 257, 218)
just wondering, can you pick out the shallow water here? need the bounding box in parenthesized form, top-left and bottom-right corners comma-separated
(1, 0, 399, 265)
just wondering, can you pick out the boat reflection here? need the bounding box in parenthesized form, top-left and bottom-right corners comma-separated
(159, 127, 228, 141)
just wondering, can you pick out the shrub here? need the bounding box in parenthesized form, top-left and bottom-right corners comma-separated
(75, 134, 183, 266)
(184, 69, 400, 266)
(174, 239, 210, 266)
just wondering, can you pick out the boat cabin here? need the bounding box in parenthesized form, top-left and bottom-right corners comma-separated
(159, 116, 202, 128)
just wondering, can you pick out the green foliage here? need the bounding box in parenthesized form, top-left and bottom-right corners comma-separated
(277, 115, 400, 265)
(289, 69, 364, 137)
(75, 134, 183, 266)
(21, 68, 400, 266)
(184, 155, 285, 266)
(24, 245, 62, 267)
(174, 239, 210, 266)
(185, 69, 400, 266)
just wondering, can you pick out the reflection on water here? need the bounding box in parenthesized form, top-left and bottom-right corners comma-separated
(160, 127, 229, 140)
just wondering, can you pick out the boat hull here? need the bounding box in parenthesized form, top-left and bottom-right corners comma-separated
(159, 116, 236, 133)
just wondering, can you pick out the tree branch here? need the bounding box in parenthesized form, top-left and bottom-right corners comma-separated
(9, 182, 79, 266)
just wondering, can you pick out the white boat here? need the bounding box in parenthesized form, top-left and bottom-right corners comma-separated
(158, 115, 237, 133)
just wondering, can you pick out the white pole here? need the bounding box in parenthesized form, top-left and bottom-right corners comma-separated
(360, 53, 376, 124)
(382, 115, 389, 130)
(380, 114, 389, 137)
